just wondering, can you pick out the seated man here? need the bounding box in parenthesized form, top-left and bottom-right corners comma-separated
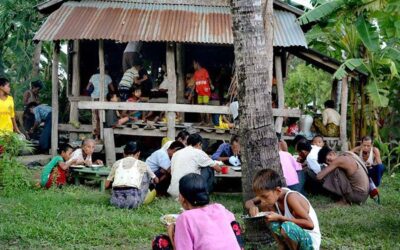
(351, 136, 385, 187)
(167, 134, 222, 197)
(27, 102, 52, 153)
(67, 139, 103, 166)
(145, 141, 185, 196)
(317, 147, 369, 204)
(314, 100, 340, 137)
(211, 135, 240, 165)
(296, 140, 321, 175)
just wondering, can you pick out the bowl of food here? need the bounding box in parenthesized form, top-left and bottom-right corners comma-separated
(160, 214, 179, 226)
(90, 164, 103, 169)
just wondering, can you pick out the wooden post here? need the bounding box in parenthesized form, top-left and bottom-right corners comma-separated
(69, 40, 80, 141)
(274, 55, 284, 133)
(350, 79, 356, 148)
(32, 41, 42, 78)
(51, 42, 60, 156)
(340, 76, 349, 151)
(166, 43, 177, 139)
(104, 128, 116, 166)
(98, 40, 105, 139)
(176, 43, 185, 104)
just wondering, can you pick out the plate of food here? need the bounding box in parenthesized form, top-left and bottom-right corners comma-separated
(90, 164, 104, 168)
(232, 166, 241, 171)
(160, 214, 179, 226)
(70, 165, 85, 168)
(243, 211, 272, 220)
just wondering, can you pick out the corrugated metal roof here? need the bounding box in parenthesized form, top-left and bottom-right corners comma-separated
(34, 1, 307, 47)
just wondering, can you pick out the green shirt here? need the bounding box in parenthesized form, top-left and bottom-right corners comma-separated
(40, 156, 63, 187)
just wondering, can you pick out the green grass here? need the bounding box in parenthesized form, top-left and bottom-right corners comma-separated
(1, 174, 399, 249)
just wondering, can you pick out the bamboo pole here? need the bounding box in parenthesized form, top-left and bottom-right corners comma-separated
(51, 42, 60, 156)
(340, 76, 349, 151)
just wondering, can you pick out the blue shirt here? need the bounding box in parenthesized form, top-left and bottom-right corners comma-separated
(211, 143, 233, 160)
(145, 148, 171, 173)
(33, 104, 52, 123)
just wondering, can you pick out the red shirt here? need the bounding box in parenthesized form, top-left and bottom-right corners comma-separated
(194, 68, 211, 96)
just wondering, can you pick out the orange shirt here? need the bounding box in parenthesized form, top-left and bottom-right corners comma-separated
(194, 68, 211, 97)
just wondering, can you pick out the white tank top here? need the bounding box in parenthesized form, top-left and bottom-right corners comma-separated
(112, 159, 143, 188)
(275, 188, 321, 250)
(359, 147, 374, 166)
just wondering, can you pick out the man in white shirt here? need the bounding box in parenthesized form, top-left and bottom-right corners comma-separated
(296, 140, 322, 175)
(315, 100, 340, 137)
(167, 134, 222, 197)
(146, 141, 185, 195)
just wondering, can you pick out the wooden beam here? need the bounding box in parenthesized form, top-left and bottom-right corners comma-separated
(340, 77, 349, 151)
(98, 40, 105, 139)
(51, 42, 60, 156)
(59, 124, 92, 132)
(104, 128, 116, 166)
(274, 55, 284, 133)
(113, 127, 166, 137)
(69, 40, 80, 141)
(167, 43, 177, 139)
(68, 96, 91, 102)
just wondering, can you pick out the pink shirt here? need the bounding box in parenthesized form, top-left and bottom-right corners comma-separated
(279, 151, 300, 186)
(174, 203, 241, 250)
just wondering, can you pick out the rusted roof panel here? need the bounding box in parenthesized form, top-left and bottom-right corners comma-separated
(34, 1, 307, 47)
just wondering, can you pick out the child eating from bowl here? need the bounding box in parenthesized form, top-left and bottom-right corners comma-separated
(245, 169, 321, 250)
(152, 173, 243, 250)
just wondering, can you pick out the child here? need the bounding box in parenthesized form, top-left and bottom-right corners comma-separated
(312, 135, 325, 148)
(193, 59, 211, 125)
(184, 73, 195, 103)
(153, 173, 243, 250)
(0, 77, 21, 134)
(67, 139, 103, 166)
(118, 85, 143, 125)
(40, 144, 75, 188)
(245, 169, 321, 250)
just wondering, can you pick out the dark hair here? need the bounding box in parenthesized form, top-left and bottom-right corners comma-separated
(230, 135, 240, 145)
(318, 146, 333, 164)
(276, 132, 282, 141)
(130, 84, 141, 93)
(0, 77, 9, 87)
(175, 130, 190, 141)
(193, 58, 203, 67)
(361, 136, 372, 143)
(252, 169, 283, 193)
(124, 141, 141, 155)
(179, 173, 209, 206)
(58, 144, 73, 154)
(293, 135, 307, 147)
(312, 135, 324, 142)
(168, 141, 185, 151)
(324, 100, 335, 109)
(296, 140, 312, 152)
(106, 92, 116, 101)
(31, 80, 43, 90)
(187, 133, 203, 146)
(27, 101, 39, 109)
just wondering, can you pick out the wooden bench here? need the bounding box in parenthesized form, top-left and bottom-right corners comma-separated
(70, 167, 111, 192)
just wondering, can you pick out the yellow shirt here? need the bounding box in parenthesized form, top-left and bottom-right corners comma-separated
(0, 95, 15, 133)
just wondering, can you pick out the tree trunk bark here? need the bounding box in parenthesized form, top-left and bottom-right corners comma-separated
(32, 41, 42, 78)
(340, 77, 349, 151)
(231, 0, 281, 245)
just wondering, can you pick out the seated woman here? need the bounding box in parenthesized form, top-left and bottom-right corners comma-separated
(245, 169, 321, 250)
(105, 141, 158, 209)
(351, 136, 385, 187)
(67, 139, 103, 166)
(40, 144, 75, 188)
(152, 173, 243, 250)
(314, 100, 340, 137)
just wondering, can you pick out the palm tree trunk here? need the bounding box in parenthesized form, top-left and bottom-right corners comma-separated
(230, 0, 281, 245)
(32, 41, 42, 78)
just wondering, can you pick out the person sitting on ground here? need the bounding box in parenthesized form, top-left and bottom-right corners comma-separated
(312, 135, 325, 148)
(0, 77, 21, 134)
(314, 100, 340, 137)
(351, 136, 385, 187)
(211, 135, 240, 166)
(153, 173, 243, 250)
(27, 102, 52, 152)
(296, 139, 322, 176)
(317, 146, 369, 204)
(245, 169, 321, 250)
(146, 141, 185, 196)
(67, 139, 103, 166)
(105, 141, 159, 209)
(40, 144, 76, 188)
(193, 59, 212, 125)
(278, 138, 302, 193)
(167, 134, 222, 197)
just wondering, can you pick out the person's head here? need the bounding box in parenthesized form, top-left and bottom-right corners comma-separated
(124, 141, 141, 158)
(167, 141, 185, 158)
(230, 135, 240, 154)
(324, 100, 335, 109)
(312, 135, 324, 148)
(252, 169, 284, 206)
(175, 130, 190, 146)
(106, 92, 118, 102)
(58, 144, 73, 161)
(27, 101, 39, 114)
(31, 80, 43, 94)
(193, 59, 202, 70)
(318, 146, 336, 165)
(187, 133, 203, 148)
(361, 136, 373, 153)
(82, 139, 96, 157)
(296, 140, 312, 160)
(293, 135, 307, 149)
(0, 77, 10, 96)
(130, 85, 142, 98)
(179, 173, 209, 210)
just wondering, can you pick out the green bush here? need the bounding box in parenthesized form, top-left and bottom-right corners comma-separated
(0, 132, 34, 196)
